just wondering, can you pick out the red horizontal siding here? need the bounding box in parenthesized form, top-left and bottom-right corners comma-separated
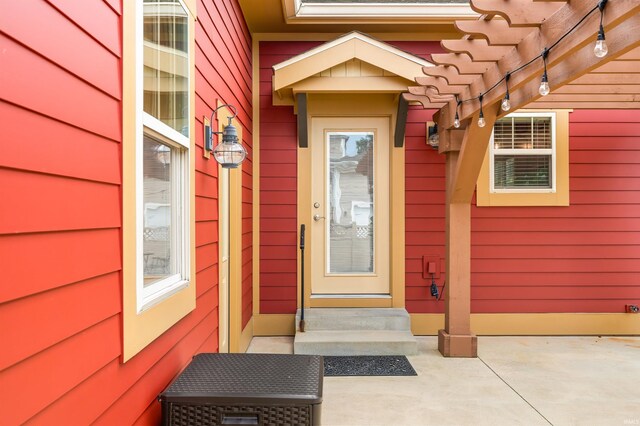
(1, 0, 253, 424)
(46, 0, 121, 55)
(406, 109, 640, 315)
(3, 0, 120, 97)
(467, 109, 640, 314)
(0, 316, 121, 425)
(0, 272, 120, 371)
(404, 104, 446, 313)
(197, 0, 253, 330)
(0, 102, 120, 183)
(0, 169, 120, 234)
(1, 229, 121, 303)
(0, 33, 120, 140)
(259, 42, 312, 314)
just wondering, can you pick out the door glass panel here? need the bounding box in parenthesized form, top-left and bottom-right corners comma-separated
(327, 132, 374, 274)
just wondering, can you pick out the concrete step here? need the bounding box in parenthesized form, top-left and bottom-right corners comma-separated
(294, 330, 419, 356)
(295, 308, 411, 332)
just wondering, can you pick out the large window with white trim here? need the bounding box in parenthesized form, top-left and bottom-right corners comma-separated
(490, 112, 556, 193)
(138, 0, 191, 311)
(123, 0, 196, 361)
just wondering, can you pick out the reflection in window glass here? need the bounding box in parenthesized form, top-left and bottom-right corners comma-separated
(327, 132, 374, 274)
(143, 135, 176, 286)
(143, 0, 189, 136)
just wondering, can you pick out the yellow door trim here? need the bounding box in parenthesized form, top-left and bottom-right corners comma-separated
(217, 104, 245, 353)
(298, 93, 405, 309)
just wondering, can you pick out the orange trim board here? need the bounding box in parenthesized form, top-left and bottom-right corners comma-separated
(412, 313, 640, 336)
(252, 313, 640, 337)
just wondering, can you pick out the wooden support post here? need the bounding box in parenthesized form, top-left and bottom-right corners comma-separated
(438, 152, 477, 358)
(437, 112, 495, 357)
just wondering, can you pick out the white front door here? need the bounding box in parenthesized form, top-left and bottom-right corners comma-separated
(310, 116, 390, 295)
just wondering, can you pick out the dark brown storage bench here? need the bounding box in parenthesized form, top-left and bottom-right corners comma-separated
(159, 353, 323, 426)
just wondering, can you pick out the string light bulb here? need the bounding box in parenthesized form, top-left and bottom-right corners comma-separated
(539, 48, 550, 96)
(594, 26, 608, 57)
(501, 73, 512, 111)
(594, 0, 608, 58)
(453, 99, 461, 128)
(478, 95, 486, 128)
(539, 73, 550, 96)
(501, 94, 511, 112)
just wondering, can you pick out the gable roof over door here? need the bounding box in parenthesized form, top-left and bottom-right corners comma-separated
(272, 31, 432, 105)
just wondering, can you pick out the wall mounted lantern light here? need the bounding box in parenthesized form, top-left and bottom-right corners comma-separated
(427, 123, 439, 150)
(204, 104, 247, 169)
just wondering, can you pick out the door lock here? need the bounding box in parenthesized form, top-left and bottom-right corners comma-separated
(313, 202, 320, 209)
(313, 214, 325, 222)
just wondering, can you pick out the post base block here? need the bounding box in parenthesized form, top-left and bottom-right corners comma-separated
(438, 329, 477, 357)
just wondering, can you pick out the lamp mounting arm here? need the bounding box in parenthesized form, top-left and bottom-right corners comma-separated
(209, 104, 238, 134)
(204, 103, 247, 169)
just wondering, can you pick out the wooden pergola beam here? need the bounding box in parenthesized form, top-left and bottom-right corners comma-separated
(449, 110, 497, 203)
(430, 53, 494, 75)
(471, 0, 566, 27)
(455, 19, 534, 46)
(415, 76, 468, 96)
(504, 13, 640, 117)
(437, 0, 640, 130)
(421, 66, 479, 85)
(402, 93, 445, 109)
(441, 39, 514, 62)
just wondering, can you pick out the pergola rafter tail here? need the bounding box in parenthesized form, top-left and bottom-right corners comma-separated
(425, 0, 640, 131)
(454, 20, 535, 46)
(470, 0, 566, 27)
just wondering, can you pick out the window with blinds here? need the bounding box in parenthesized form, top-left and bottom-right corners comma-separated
(490, 113, 556, 192)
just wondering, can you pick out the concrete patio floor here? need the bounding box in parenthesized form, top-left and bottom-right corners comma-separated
(247, 336, 640, 426)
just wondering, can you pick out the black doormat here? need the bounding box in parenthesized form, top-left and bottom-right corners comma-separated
(323, 355, 417, 377)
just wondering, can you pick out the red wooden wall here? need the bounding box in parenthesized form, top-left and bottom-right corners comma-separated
(469, 110, 640, 313)
(259, 41, 321, 314)
(258, 40, 441, 314)
(259, 41, 639, 316)
(405, 110, 640, 314)
(195, 0, 254, 329)
(404, 107, 446, 313)
(0, 0, 252, 424)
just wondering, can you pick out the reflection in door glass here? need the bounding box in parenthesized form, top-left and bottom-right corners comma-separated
(327, 132, 374, 274)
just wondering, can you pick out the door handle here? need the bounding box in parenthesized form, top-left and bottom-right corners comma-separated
(313, 214, 325, 222)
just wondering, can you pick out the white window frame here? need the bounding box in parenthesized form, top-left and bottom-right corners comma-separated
(135, 0, 191, 312)
(490, 111, 557, 194)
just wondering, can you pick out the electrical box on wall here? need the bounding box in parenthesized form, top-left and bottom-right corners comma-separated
(422, 255, 441, 279)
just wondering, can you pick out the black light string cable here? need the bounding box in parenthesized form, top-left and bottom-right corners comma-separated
(437, 0, 609, 128)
